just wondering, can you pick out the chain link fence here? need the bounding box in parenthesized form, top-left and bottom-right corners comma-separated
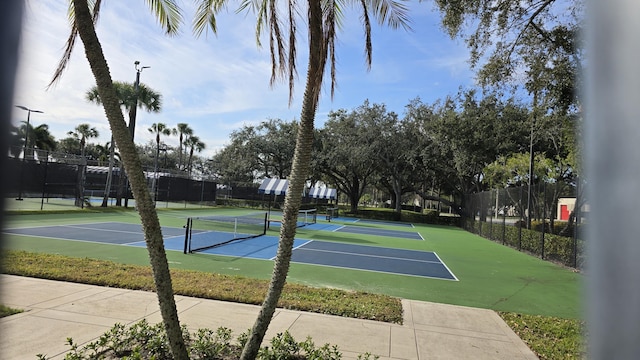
(6, 147, 216, 208)
(462, 182, 586, 269)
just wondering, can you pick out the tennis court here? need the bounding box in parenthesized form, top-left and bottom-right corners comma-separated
(2, 210, 583, 319)
(3, 221, 455, 280)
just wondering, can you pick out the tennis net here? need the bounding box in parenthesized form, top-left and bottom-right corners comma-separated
(297, 208, 317, 227)
(184, 212, 268, 253)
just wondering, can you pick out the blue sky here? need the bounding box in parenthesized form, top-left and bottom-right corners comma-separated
(12, 1, 476, 157)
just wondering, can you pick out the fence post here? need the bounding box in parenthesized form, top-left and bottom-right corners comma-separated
(518, 186, 523, 250)
(541, 182, 546, 259)
(573, 177, 580, 268)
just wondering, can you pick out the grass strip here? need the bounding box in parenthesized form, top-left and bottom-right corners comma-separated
(1, 250, 585, 359)
(498, 311, 585, 359)
(0, 304, 23, 318)
(1, 250, 403, 324)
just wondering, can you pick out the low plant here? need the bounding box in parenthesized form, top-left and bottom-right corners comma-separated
(1, 250, 403, 324)
(36, 320, 379, 360)
(0, 304, 23, 318)
(498, 312, 585, 360)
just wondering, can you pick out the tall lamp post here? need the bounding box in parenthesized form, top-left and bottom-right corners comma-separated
(15, 105, 43, 200)
(124, 61, 150, 207)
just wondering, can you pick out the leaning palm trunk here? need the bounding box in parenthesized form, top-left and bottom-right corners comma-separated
(71, 1, 188, 359)
(240, 3, 326, 359)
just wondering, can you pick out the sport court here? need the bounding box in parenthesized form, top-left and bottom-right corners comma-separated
(4, 221, 457, 281)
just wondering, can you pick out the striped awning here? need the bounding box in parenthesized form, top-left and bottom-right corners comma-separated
(258, 178, 289, 195)
(308, 186, 337, 200)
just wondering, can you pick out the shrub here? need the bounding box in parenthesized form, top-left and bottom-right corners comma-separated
(37, 320, 380, 360)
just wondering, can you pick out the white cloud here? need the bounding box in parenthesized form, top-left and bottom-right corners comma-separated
(13, 0, 477, 158)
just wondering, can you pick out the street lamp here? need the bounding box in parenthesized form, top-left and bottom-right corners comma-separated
(16, 105, 44, 159)
(128, 61, 150, 141)
(124, 61, 149, 207)
(15, 105, 43, 200)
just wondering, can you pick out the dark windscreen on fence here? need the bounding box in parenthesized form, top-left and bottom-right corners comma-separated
(462, 182, 585, 270)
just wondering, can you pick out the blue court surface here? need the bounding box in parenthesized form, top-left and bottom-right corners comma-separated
(4, 222, 456, 281)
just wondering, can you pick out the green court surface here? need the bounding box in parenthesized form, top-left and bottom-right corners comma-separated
(1, 207, 582, 319)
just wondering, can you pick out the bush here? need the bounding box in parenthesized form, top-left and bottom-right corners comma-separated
(343, 207, 461, 226)
(461, 218, 582, 269)
(36, 320, 380, 360)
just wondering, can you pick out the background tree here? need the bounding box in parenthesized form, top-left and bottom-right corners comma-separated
(31, 124, 57, 153)
(86, 81, 162, 206)
(210, 139, 259, 188)
(173, 123, 192, 171)
(433, 0, 583, 112)
(252, 119, 297, 179)
(67, 123, 98, 207)
(314, 106, 379, 213)
(365, 104, 418, 213)
(51, 1, 189, 358)
(194, 1, 410, 358)
(148, 122, 172, 200)
(67, 123, 98, 157)
(184, 135, 205, 175)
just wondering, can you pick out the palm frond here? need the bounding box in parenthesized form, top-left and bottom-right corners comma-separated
(287, 0, 298, 104)
(193, 0, 228, 37)
(47, 0, 101, 88)
(268, 0, 287, 87)
(368, 0, 412, 30)
(146, 0, 183, 35)
(325, 0, 338, 98)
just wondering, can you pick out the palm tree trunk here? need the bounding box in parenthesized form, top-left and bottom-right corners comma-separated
(71, 1, 188, 359)
(102, 136, 115, 207)
(240, 3, 326, 359)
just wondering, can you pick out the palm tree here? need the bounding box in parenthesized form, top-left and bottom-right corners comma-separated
(50, 1, 188, 359)
(194, 1, 410, 358)
(184, 134, 205, 175)
(149, 122, 172, 200)
(68, 123, 99, 207)
(173, 123, 192, 170)
(86, 81, 162, 206)
(18, 123, 57, 159)
(68, 123, 99, 157)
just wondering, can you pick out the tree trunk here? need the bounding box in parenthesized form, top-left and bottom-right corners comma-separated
(101, 136, 115, 207)
(72, 1, 188, 359)
(240, 3, 326, 359)
(393, 178, 402, 213)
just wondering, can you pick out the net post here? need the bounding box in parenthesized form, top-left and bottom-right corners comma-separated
(263, 212, 268, 235)
(183, 217, 191, 254)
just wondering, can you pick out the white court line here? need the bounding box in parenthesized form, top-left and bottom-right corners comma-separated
(432, 252, 459, 281)
(269, 239, 313, 260)
(295, 247, 443, 264)
(64, 224, 141, 235)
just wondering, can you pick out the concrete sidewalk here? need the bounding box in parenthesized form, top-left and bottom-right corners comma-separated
(0, 275, 538, 359)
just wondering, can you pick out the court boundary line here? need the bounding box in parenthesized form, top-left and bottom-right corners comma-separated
(289, 259, 459, 281)
(330, 224, 424, 241)
(286, 239, 458, 281)
(295, 247, 443, 265)
(432, 252, 458, 281)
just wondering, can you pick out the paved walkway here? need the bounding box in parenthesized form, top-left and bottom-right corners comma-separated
(0, 275, 538, 359)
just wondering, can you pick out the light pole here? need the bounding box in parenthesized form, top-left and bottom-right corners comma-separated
(15, 105, 43, 200)
(128, 61, 150, 141)
(124, 61, 149, 207)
